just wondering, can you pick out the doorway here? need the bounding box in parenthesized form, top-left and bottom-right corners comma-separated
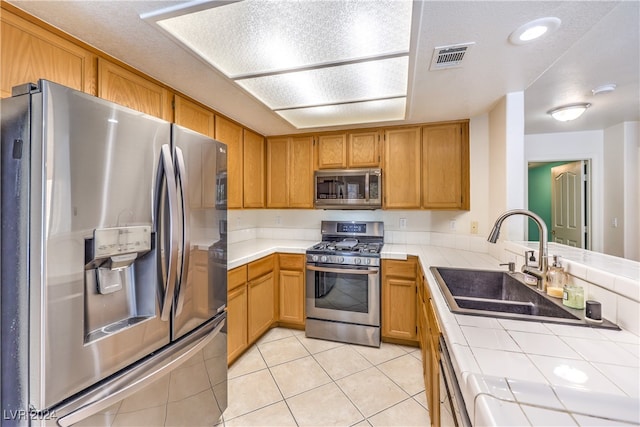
(527, 160, 591, 250)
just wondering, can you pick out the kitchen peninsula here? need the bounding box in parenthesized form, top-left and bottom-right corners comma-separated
(228, 234, 640, 426)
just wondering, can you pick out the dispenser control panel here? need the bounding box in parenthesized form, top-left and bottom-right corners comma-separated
(94, 226, 151, 258)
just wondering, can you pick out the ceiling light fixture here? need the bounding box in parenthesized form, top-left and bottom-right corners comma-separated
(509, 17, 561, 45)
(592, 84, 617, 95)
(146, 0, 413, 129)
(547, 103, 591, 122)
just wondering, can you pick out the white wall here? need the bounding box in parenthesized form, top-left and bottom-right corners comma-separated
(622, 122, 639, 260)
(525, 129, 604, 252)
(488, 92, 526, 247)
(604, 124, 626, 257)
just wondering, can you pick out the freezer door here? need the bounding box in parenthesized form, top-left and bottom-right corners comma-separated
(47, 315, 227, 427)
(171, 124, 227, 339)
(27, 81, 172, 411)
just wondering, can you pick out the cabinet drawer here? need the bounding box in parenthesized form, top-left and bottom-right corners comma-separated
(248, 254, 275, 281)
(279, 253, 305, 271)
(383, 258, 417, 279)
(228, 265, 247, 291)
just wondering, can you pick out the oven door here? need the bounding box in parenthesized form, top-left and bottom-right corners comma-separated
(305, 263, 380, 326)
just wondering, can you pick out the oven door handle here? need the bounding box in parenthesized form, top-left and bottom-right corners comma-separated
(306, 265, 379, 275)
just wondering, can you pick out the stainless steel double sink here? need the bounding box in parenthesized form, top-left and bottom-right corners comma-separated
(430, 267, 619, 329)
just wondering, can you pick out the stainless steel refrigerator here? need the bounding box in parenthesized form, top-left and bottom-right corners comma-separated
(1, 80, 228, 426)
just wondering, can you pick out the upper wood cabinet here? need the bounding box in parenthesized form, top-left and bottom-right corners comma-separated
(1, 7, 96, 98)
(383, 127, 422, 209)
(266, 137, 289, 208)
(174, 95, 214, 137)
(422, 121, 470, 210)
(215, 116, 243, 209)
(317, 134, 347, 169)
(243, 129, 266, 208)
(266, 136, 314, 208)
(317, 131, 381, 169)
(348, 130, 380, 168)
(97, 59, 173, 121)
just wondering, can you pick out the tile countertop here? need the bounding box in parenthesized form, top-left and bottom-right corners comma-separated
(384, 243, 640, 427)
(227, 239, 640, 426)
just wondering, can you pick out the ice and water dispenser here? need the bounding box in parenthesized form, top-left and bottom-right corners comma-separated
(84, 226, 156, 343)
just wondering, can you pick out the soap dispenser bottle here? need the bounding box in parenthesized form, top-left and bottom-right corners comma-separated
(546, 255, 567, 298)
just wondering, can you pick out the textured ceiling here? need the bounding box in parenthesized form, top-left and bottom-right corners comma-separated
(6, 0, 639, 136)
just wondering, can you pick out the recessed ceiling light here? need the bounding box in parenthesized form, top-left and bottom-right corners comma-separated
(592, 84, 617, 95)
(509, 17, 561, 45)
(547, 103, 591, 122)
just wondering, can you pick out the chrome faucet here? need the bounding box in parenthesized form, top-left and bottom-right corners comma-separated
(487, 209, 549, 292)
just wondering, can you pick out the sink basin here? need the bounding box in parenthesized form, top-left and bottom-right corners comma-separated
(430, 267, 619, 329)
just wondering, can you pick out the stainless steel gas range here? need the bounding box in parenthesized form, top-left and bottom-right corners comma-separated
(305, 221, 384, 347)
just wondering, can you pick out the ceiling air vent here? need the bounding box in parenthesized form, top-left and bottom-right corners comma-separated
(429, 42, 475, 71)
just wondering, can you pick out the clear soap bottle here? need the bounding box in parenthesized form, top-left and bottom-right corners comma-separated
(546, 255, 567, 298)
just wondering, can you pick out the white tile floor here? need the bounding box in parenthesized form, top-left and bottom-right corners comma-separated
(221, 328, 430, 426)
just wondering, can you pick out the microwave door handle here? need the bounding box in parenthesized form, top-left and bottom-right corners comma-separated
(365, 171, 370, 202)
(154, 144, 179, 321)
(307, 265, 379, 275)
(173, 146, 190, 316)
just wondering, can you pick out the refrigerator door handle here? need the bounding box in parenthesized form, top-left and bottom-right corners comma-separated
(155, 144, 180, 321)
(174, 146, 190, 316)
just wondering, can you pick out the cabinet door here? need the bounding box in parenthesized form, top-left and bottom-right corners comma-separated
(227, 284, 247, 365)
(278, 270, 305, 325)
(429, 337, 440, 427)
(97, 59, 172, 121)
(317, 134, 347, 169)
(348, 131, 380, 167)
(289, 136, 314, 208)
(382, 277, 417, 340)
(1, 8, 97, 98)
(243, 129, 266, 208)
(175, 95, 214, 137)
(383, 127, 421, 208)
(247, 272, 275, 343)
(215, 116, 243, 209)
(266, 137, 289, 208)
(422, 122, 469, 209)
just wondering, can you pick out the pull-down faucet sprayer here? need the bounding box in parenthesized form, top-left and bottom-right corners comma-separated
(488, 209, 549, 292)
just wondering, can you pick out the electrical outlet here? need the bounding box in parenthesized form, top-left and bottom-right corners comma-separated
(275, 216, 281, 225)
(449, 220, 456, 230)
(399, 218, 407, 229)
(470, 221, 479, 234)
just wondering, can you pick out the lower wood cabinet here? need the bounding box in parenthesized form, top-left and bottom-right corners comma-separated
(381, 257, 418, 343)
(227, 265, 248, 365)
(418, 269, 442, 427)
(227, 255, 278, 364)
(247, 271, 275, 343)
(277, 254, 305, 326)
(247, 255, 275, 343)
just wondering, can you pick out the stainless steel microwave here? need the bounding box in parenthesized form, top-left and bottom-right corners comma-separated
(314, 169, 382, 209)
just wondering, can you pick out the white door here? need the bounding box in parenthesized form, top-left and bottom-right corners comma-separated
(551, 161, 586, 248)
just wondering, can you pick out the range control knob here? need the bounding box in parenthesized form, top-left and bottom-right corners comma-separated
(354, 258, 361, 265)
(321, 256, 328, 263)
(338, 257, 344, 263)
(312, 255, 319, 262)
(365, 258, 371, 265)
